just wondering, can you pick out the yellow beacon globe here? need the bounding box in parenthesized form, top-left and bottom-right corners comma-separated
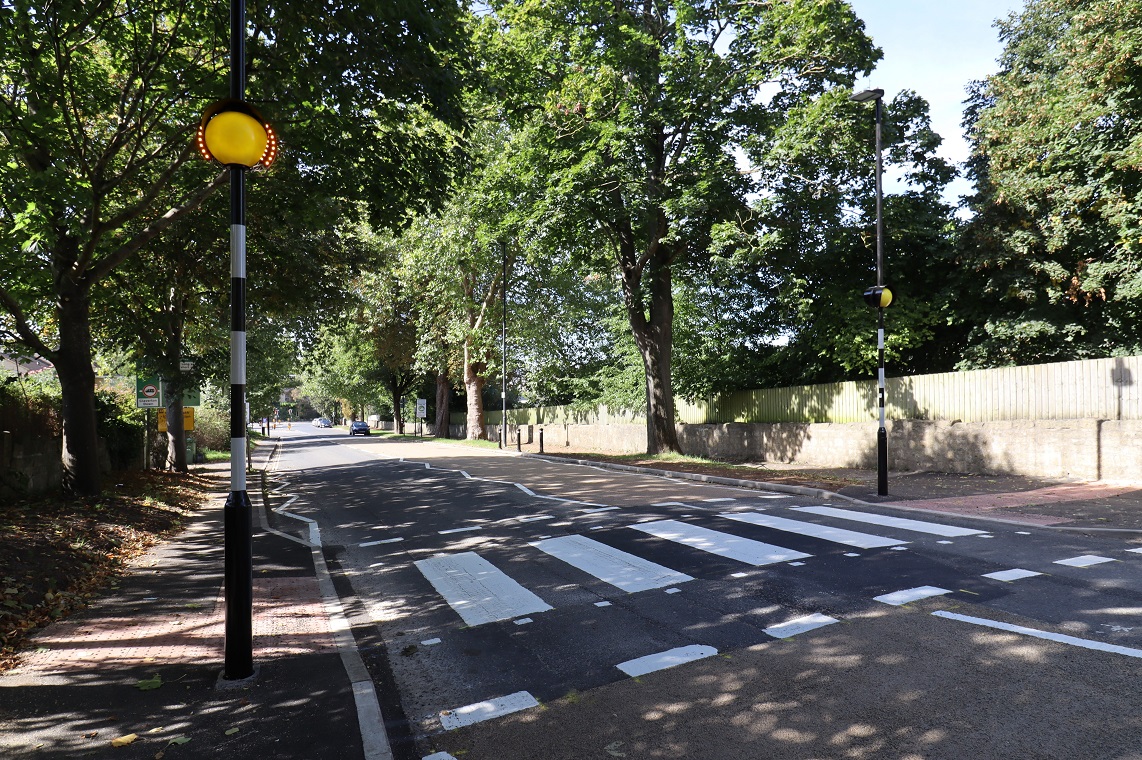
(879, 287, 893, 308)
(204, 110, 268, 167)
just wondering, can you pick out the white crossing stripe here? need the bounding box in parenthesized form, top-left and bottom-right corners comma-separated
(933, 611, 1142, 659)
(360, 538, 403, 547)
(720, 511, 907, 549)
(874, 586, 951, 606)
(439, 525, 483, 535)
(983, 568, 1043, 582)
(1127, 548, 1142, 554)
(1054, 555, 1116, 567)
(630, 520, 811, 566)
(792, 506, 986, 537)
(617, 644, 718, 677)
(414, 552, 553, 626)
(764, 613, 839, 639)
(439, 691, 540, 730)
(530, 535, 693, 593)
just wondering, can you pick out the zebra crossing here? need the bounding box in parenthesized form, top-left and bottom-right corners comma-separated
(367, 502, 1142, 738)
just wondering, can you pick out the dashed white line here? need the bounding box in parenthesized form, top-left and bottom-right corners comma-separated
(874, 586, 952, 606)
(617, 645, 718, 677)
(421, 638, 441, 646)
(983, 568, 1043, 582)
(439, 526, 483, 535)
(1054, 555, 1116, 567)
(360, 538, 403, 547)
(764, 613, 839, 639)
(439, 691, 540, 730)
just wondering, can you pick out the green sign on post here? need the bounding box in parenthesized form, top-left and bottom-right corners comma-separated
(136, 376, 161, 408)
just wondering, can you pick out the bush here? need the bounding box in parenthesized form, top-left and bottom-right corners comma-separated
(0, 371, 61, 438)
(192, 403, 230, 452)
(95, 389, 144, 470)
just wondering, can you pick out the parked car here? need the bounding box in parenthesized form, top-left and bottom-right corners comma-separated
(348, 420, 371, 436)
(313, 417, 332, 428)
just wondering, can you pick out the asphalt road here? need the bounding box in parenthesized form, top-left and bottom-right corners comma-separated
(267, 428, 1142, 760)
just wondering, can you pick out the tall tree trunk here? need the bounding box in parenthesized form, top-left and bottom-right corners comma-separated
(56, 293, 101, 496)
(627, 270, 680, 454)
(434, 369, 451, 438)
(463, 341, 487, 440)
(388, 378, 405, 434)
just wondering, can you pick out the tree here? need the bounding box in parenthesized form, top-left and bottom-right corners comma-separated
(0, 1, 467, 494)
(959, 0, 1142, 367)
(483, 0, 880, 452)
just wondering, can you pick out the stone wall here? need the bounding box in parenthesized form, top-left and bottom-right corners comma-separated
(453, 418, 1142, 482)
(0, 432, 62, 497)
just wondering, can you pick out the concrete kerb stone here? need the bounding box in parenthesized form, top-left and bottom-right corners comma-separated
(520, 453, 1142, 535)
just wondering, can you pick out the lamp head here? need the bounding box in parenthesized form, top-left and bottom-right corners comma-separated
(850, 88, 884, 103)
(197, 99, 278, 169)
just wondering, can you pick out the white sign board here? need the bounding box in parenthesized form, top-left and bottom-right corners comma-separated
(416, 398, 427, 419)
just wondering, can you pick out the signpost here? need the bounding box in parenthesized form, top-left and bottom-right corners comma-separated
(136, 376, 161, 408)
(158, 407, 196, 432)
(416, 398, 427, 437)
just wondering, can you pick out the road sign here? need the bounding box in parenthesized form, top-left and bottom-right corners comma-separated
(416, 398, 427, 419)
(157, 407, 195, 433)
(136, 376, 161, 408)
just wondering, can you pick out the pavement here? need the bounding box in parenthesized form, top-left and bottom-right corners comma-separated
(2, 435, 1140, 759)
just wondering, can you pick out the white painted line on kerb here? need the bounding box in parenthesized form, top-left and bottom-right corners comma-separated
(631, 520, 811, 566)
(439, 526, 483, 535)
(792, 506, 986, 537)
(617, 644, 718, 677)
(530, 535, 693, 593)
(720, 511, 906, 549)
(439, 691, 540, 730)
(360, 538, 404, 547)
(764, 613, 839, 639)
(983, 568, 1043, 582)
(414, 552, 553, 626)
(933, 611, 1142, 659)
(874, 586, 952, 606)
(1054, 555, 1116, 568)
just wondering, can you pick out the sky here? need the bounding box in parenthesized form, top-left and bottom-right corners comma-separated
(846, 0, 1028, 206)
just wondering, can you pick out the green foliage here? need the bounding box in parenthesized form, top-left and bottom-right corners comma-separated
(94, 388, 143, 470)
(0, 369, 61, 438)
(959, 0, 1142, 366)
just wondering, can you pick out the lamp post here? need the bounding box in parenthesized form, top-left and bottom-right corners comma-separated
(500, 240, 508, 449)
(198, 0, 277, 681)
(850, 87, 889, 497)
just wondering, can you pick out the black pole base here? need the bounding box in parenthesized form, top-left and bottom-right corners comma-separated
(223, 489, 254, 680)
(539, 429, 544, 454)
(877, 427, 888, 497)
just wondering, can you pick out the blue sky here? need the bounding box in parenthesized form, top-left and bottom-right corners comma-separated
(847, 0, 1028, 206)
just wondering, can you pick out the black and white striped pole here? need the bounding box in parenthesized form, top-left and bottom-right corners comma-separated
(852, 87, 890, 497)
(198, 0, 278, 681)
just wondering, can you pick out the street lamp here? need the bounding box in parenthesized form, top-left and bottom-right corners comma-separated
(198, 0, 277, 682)
(850, 87, 890, 497)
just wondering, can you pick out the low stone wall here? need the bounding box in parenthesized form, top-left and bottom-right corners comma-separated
(456, 418, 1142, 482)
(0, 431, 62, 497)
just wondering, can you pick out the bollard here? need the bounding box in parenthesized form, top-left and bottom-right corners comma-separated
(539, 427, 544, 454)
(516, 429, 521, 452)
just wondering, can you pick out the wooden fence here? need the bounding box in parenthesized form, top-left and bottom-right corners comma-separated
(459, 355, 1142, 426)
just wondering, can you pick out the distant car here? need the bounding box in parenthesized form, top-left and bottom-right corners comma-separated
(313, 417, 332, 428)
(348, 420, 371, 436)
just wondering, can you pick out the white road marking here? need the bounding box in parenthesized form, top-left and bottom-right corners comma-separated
(360, 538, 403, 547)
(1125, 547, 1142, 554)
(414, 553, 553, 626)
(720, 511, 907, 549)
(439, 691, 540, 730)
(764, 613, 839, 639)
(579, 506, 620, 513)
(792, 506, 986, 537)
(933, 611, 1142, 659)
(652, 502, 689, 507)
(730, 572, 749, 578)
(423, 752, 458, 760)
(703, 498, 736, 502)
(514, 618, 533, 625)
(1016, 531, 1032, 535)
(421, 638, 441, 646)
(983, 568, 1043, 582)
(874, 586, 952, 606)
(617, 645, 718, 677)
(530, 535, 693, 593)
(788, 561, 806, 566)
(665, 588, 681, 594)
(439, 526, 483, 535)
(630, 520, 811, 566)
(844, 552, 861, 557)
(594, 601, 612, 607)
(937, 540, 954, 545)
(1054, 555, 1116, 567)
(516, 515, 554, 523)
(515, 483, 537, 496)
